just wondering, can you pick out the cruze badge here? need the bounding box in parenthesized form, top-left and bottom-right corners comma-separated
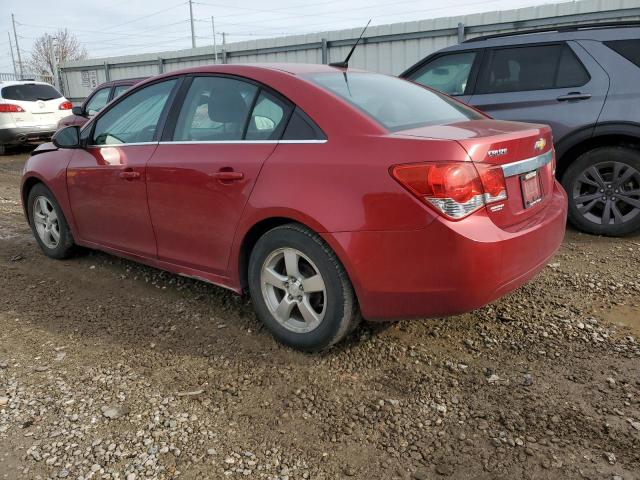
(534, 138, 547, 151)
(487, 148, 508, 157)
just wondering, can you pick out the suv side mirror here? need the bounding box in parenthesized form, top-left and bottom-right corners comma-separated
(52, 126, 81, 149)
(72, 106, 85, 116)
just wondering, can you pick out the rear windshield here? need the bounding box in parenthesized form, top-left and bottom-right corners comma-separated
(306, 72, 483, 131)
(1, 83, 62, 102)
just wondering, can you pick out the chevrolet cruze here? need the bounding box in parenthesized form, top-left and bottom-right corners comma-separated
(21, 64, 567, 350)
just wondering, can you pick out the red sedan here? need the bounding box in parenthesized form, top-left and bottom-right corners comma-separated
(21, 64, 567, 350)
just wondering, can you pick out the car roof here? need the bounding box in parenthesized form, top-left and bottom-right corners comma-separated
(151, 63, 366, 79)
(438, 24, 640, 51)
(0, 80, 56, 87)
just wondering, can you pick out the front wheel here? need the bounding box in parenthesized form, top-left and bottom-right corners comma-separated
(248, 223, 360, 351)
(562, 146, 640, 236)
(27, 183, 76, 259)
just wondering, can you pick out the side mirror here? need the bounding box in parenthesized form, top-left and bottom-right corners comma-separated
(52, 126, 81, 149)
(72, 106, 85, 116)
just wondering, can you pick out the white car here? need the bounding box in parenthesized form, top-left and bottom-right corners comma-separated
(0, 80, 72, 155)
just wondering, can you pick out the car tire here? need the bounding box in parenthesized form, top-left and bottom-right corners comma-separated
(27, 183, 76, 259)
(248, 223, 360, 351)
(562, 146, 640, 236)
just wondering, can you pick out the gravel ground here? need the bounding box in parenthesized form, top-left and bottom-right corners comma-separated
(1, 150, 639, 480)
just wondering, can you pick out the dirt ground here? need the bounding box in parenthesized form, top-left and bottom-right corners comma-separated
(0, 150, 639, 480)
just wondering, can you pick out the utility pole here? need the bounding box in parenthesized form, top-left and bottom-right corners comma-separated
(11, 14, 23, 78)
(211, 16, 217, 63)
(188, 0, 196, 49)
(50, 37, 59, 89)
(222, 32, 227, 64)
(8, 32, 17, 78)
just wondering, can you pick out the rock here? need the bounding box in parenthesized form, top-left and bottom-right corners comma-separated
(344, 466, 356, 476)
(435, 464, 454, 476)
(0, 361, 7, 369)
(523, 373, 533, 386)
(413, 470, 429, 480)
(207, 448, 217, 455)
(606, 377, 616, 387)
(604, 452, 616, 465)
(126, 474, 136, 480)
(102, 405, 130, 419)
(630, 421, 640, 431)
(0, 396, 8, 406)
(487, 374, 500, 383)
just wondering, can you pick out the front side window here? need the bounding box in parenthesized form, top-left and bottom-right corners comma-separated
(84, 87, 111, 115)
(307, 72, 483, 131)
(173, 77, 258, 141)
(92, 79, 176, 146)
(1, 83, 62, 101)
(409, 51, 477, 96)
(476, 44, 590, 94)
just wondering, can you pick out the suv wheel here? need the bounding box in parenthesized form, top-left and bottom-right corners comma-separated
(248, 223, 360, 351)
(562, 146, 640, 236)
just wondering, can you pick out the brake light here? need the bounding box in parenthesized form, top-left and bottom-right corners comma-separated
(0, 104, 25, 113)
(59, 101, 73, 110)
(391, 162, 507, 220)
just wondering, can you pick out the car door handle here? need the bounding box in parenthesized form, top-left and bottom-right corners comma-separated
(556, 92, 592, 101)
(212, 170, 244, 182)
(119, 170, 141, 180)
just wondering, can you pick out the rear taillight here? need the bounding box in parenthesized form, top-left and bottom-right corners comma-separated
(391, 162, 507, 220)
(0, 104, 25, 113)
(59, 101, 73, 110)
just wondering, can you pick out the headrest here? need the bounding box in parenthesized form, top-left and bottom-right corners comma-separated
(208, 86, 248, 123)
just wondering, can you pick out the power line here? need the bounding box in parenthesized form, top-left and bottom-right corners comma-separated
(96, 1, 188, 33)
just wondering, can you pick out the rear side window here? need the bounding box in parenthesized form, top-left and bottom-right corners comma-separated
(1, 83, 62, 101)
(113, 84, 132, 98)
(307, 72, 483, 131)
(605, 39, 640, 68)
(173, 76, 258, 141)
(245, 91, 291, 141)
(476, 44, 590, 94)
(282, 108, 326, 140)
(408, 51, 477, 96)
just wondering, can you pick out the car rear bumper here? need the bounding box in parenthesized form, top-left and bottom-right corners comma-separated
(325, 181, 567, 321)
(0, 126, 57, 145)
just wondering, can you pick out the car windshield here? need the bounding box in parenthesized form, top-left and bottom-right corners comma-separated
(1, 83, 63, 102)
(306, 72, 483, 131)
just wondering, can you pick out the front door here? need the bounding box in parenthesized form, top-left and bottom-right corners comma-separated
(146, 76, 291, 275)
(67, 79, 178, 256)
(467, 42, 609, 143)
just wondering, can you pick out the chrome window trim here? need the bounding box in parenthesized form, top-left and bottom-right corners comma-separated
(501, 149, 553, 178)
(86, 142, 157, 148)
(157, 139, 328, 145)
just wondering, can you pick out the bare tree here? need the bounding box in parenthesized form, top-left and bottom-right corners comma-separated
(28, 29, 88, 77)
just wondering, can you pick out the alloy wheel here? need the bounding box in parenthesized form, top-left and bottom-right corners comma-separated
(260, 247, 327, 333)
(33, 196, 61, 249)
(572, 161, 640, 226)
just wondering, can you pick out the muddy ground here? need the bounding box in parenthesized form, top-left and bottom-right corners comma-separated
(0, 150, 639, 480)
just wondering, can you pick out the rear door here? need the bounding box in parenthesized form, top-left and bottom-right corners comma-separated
(468, 42, 609, 143)
(146, 75, 291, 276)
(1, 83, 66, 129)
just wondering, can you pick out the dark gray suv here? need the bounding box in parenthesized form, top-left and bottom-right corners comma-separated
(401, 22, 640, 236)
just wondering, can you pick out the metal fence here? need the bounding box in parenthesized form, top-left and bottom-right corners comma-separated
(0, 72, 54, 84)
(60, 0, 640, 102)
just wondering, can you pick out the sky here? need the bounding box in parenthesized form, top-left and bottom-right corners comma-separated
(0, 0, 568, 73)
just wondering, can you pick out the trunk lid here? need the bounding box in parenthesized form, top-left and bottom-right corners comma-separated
(394, 119, 556, 228)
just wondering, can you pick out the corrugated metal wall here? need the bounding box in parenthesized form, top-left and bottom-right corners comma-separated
(60, 0, 640, 101)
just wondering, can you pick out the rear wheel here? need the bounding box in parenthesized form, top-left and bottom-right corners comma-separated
(562, 146, 640, 236)
(27, 183, 76, 259)
(248, 223, 360, 351)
